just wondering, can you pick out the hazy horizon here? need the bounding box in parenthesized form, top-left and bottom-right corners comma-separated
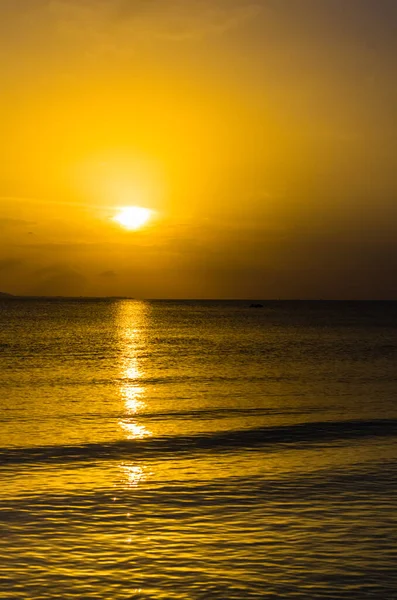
(2, 291, 397, 302)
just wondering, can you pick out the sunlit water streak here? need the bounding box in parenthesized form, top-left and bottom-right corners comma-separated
(0, 299, 397, 599)
(117, 301, 151, 442)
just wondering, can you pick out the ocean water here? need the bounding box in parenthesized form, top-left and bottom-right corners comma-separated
(0, 299, 397, 599)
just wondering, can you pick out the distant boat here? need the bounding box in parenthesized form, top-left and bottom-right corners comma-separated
(249, 303, 263, 308)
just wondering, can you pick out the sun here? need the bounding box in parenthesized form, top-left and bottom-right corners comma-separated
(113, 206, 152, 230)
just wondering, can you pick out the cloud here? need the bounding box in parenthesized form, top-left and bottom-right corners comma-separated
(21, 242, 113, 251)
(99, 269, 117, 278)
(0, 217, 35, 229)
(32, 264, 87, 296)
(0, 258, 23, 272)
(47, 0, 262, 42)
(115, 0, 262, 38)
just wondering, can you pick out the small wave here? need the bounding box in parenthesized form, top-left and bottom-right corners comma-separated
(134, 406, 321, 422)
(1, 419, 396, 467)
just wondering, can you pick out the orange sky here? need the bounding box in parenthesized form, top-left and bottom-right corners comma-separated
(1, 0, 397, 298)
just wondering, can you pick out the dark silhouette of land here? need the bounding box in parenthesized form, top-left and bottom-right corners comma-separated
(0, 292, 132, 302)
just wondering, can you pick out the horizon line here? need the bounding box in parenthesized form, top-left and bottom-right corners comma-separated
(1, 294, 397, 302)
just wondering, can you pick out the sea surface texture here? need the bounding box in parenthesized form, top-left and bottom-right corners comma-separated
(1, 299, 397, 599)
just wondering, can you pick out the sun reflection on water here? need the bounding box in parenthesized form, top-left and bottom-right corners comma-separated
(119, 463, 146, 487)
(116, 300, 152, 440)
(119, 421, 149, 439)
(120, 383, 145, 414)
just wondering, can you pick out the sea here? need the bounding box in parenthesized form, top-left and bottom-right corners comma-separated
(0, 299, 396, 599)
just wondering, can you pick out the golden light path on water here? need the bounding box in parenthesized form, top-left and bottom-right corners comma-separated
(116, 300, 152, 488)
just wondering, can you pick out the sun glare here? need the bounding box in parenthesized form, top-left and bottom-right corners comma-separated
(113, 206, 152, 230)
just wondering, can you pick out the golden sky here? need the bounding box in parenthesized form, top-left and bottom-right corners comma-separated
(1, 0, 397, 298)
